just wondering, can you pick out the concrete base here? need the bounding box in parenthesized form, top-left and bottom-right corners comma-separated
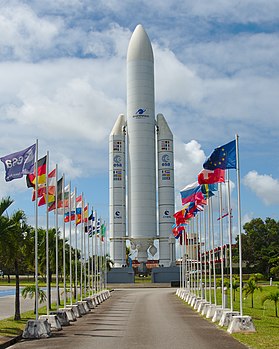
(77, 301, 90, 314)
(39, 315, 62, 331)
(50, 311, 70, 326)
(151, 266, 180, 283)
(107, 267, 135, 283)
(194, 299, 204, 311)
(212, 307, 228, 323)
(206, 304, 218, 319)
(219, 311, 240, 327)
(22, 319, 51, 339)
(201, 302, 211, 316)
(85, 298, 95, 309)
(66, 304, 81, 318)
(197, 301, 210, 313)
(227, 316, 256, 333)
(59, 308, 76, 322)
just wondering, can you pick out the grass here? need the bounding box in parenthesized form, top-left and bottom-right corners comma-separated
(195, 284, 279, 349)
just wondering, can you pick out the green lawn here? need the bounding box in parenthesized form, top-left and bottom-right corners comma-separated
(192, 284, 279, 349)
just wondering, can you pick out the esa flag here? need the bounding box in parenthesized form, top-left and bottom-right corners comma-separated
(0, 144, 36, 182)
(203, 140, 236, 170)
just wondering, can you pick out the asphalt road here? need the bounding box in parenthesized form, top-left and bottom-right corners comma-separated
(9, 288, 248, 349)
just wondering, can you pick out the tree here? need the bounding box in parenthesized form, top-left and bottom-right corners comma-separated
(262, 290, 279, 317)
(240, 218, 279, 276)
(0, 197, 32, 320)
(243, 276, 262, 308)
(21, 285, 47, 314)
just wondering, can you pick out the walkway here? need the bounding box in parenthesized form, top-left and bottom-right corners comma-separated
(8, 288, 248, 349)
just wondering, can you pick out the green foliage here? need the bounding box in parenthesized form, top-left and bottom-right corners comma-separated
(240, 218, 279, 277)
(243, 276, 263, 308)
(262, 290, 279, 317)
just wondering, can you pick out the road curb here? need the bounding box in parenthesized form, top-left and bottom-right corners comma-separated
(0, 333, 22, 349)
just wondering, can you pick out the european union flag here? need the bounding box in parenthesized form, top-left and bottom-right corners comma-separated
(203, 140, 236, 170)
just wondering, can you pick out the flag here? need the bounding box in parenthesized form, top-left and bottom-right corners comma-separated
(203, 140, 236, 170)
(100, 223, 106, 241)
(180, 181, 203, 205)
(0, 144, 36, 182)
(217, 209, 233, 221)
(201, 183, 218, 199)
(26, 155, 47, 188)
(48, 177, 63, 211)
(32, 168, 56, 202)
(96, 218, 101, 235)
(75, 195, 82, 225)
(83, 205, 88, 223)
(198, 168, 225, 185)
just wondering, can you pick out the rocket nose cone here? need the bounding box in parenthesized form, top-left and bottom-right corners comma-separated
(127, 24, 154, 62)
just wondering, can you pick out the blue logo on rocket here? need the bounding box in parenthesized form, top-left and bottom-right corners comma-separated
(136, 108, 146, 115)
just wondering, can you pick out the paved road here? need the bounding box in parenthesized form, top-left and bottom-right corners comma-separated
(9, 288, 248, 349)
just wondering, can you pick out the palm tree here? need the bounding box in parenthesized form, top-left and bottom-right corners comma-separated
(21, 285, 47, 314)
(232, 277, 240, 302)
(243, 276, 262, 308)
(0, 197, 29, 320)
(262, 290, 279, 317)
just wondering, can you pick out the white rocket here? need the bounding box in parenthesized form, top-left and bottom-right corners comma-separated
(109, 24, 175, 267)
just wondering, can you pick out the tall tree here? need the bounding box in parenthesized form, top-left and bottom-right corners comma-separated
(239, 218, 279, 276)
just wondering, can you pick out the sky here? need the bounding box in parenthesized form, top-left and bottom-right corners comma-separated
(0, 0, 279, 247)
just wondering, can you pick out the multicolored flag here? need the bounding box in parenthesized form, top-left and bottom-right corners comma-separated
(75, 195, 82, 225)
(0, 144, 36, 182)
(32, 168, 56, 203)
(203, 140, 236, 170)
(83, 205, 88, 223)
(198, 168, 225, 185)
(48, 177, 63, 211)
(26, 155, 47, 188)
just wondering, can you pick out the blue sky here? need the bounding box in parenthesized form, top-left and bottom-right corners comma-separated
(1, 0, 279, 243)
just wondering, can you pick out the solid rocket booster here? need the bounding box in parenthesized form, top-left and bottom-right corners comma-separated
(109, 114, 126, 267)
(109, 24, 175, 266)
(127, 25, 156, 250)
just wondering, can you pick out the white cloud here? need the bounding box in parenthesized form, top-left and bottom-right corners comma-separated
(243, 171, 279, 205)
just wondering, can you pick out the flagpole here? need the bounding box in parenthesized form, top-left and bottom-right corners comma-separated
(74, 188, 78, 301)
(80, 194, 83, 301)
(218, 182, 225, 309)
(94, 211, 97, 294)
(46, 151, 50, 315)
(55, 164, 59, 310)
(91, 208, 94, 296)
(62, 175, 67, 307)
(87, 202, 90, 295)
(69, 183, 73, 305)
(35, 139, 39, 320)
(235, 134, 243, 316)
(227, 171, 233, 311)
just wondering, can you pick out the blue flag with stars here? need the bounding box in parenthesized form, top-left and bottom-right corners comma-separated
(203, 140, 236, 170)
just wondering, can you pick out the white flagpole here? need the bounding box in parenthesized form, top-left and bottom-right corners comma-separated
(208, 198, 212, 304)
(94, 210, 97, 293)
(62, 175, 66, 307)
(87, 203, 90, 295)
(46, 151, 50, 315)
(74, 188, 78, 301)
(80, 194, 83, 300)
(55, 165, 59, 309)
(91, 208, 94, 296)
(35, 139, 39, 320)
(235, 134, 243, 316)
(218, 182, 225, 309)
(227, 171, 234, 311)
(69, 183, 72, 305)
(204, 204, 207, 302)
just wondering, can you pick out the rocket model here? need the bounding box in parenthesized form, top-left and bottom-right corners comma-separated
(109, 24, 175, 267)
